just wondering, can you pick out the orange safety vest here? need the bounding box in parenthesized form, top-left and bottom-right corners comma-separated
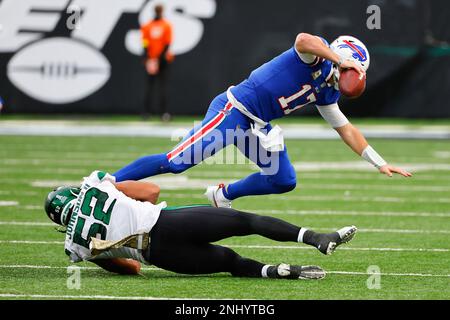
(141, 19, 174, 62)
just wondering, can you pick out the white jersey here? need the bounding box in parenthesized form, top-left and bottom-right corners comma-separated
(64, 171, 166, 264)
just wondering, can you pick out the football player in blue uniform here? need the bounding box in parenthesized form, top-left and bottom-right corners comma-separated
(114, 33, 412, 208)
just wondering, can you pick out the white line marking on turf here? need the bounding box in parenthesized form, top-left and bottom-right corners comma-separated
(326, 271, 450, 278)
(254, 209, 450, 218)
(191, 171, 450, 181)
(0, 221, 54, 226)
(314, 227, 450, 234)
(0, 294, 222, 300)
(293, 161, 450, 172)
(23, 205, 42, 210)
(1, 221, 449, 235)
(0, 201, 18, 206)
(0, 265, 448, 278)
(0, 240, 64, 245)
(29, 177, 450, 193)
(164, 192, 450, 203)
(303, 183, 450, 192)
(229, 245, 450, 252)
(1, 240, 448, 252)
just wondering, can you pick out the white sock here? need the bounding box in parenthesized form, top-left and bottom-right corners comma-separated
(297, 228, 308, 243)
(261, 265, 272, 278)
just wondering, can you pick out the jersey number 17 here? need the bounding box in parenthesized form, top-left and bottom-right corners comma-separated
(278, 84, 317, 115)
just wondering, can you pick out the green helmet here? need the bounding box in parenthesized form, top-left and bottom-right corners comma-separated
(44, 186, 80, 226)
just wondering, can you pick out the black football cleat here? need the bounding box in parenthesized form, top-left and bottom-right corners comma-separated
(316, 225, 357, 255)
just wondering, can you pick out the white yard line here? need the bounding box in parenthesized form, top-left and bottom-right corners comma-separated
(1, 221, 449, 234)
(0, 221, 54, 226)
(230, 245, 450, 253)
(292, 162, 450, 172)
(1, 240, 448, 253)
(1, 122, 449, 139)
(189, 171, 450, 181)
(0, 293, 218, 300)
(6, 206, 450, 217)
(0, 201, 18, 206)
(0, 240, 64, 245)
(23, 205, 43, 210)
(164, 193, 450, 203)
(27, 177, 450, 193)
(326, 271, 450, 278)
(254, 209, 450, 218)
(314, 228, 450, 234)
(0, 264, 448, 278)
(303, 184, 450, 192)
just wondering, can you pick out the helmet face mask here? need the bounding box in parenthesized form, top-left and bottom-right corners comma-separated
(44, 186, 80, 226)
(330, 35, 370, 72)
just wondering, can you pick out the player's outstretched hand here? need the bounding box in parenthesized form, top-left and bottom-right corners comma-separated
(340, 59, 365, 77)
(379, 165, 412, 178)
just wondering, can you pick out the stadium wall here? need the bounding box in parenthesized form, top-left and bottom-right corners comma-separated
(0, 0, 449, 118)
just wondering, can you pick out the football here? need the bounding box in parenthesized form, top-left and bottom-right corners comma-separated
(338, 68, 366, 98)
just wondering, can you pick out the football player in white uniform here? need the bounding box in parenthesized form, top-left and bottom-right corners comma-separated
(45, 170, 358, 279)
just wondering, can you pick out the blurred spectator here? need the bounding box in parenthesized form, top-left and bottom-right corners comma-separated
(141, 4, 174, 121)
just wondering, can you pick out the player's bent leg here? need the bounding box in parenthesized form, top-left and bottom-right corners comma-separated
(166, 102, 248, 175)
(157, 206, 357, 256)
(147, 238, 324, 279)
(224, 150, 297, 200)
(157, 206, 301, 243)
(114, 153, 170, 182)
(114, 100, 245, 182)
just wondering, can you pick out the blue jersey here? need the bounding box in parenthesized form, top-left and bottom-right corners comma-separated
(230, 44, 340, 123)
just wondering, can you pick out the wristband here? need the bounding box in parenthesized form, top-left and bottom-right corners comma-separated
(361, 145, 387, 169)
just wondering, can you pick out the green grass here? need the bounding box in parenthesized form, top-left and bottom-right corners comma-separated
(0, 133, 449, 300)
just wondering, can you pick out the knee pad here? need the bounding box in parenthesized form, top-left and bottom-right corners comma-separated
(269, 165, 297, 193)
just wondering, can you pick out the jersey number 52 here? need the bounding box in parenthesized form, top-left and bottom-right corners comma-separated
(73, 188, 117, 248)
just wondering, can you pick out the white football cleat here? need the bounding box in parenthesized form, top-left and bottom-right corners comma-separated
(273, 263, 326, 280)
(204, 184, 232, 208)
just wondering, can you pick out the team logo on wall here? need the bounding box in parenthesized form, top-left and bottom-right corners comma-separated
(7, 38, 111, 104)
(0, 0, 217, 104)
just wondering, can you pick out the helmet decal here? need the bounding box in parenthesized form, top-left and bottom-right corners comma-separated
(331, 35, 370, 71)
(338, 40, 367, 62)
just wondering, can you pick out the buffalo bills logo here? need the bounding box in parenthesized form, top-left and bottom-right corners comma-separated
(338, 40, 367, 62)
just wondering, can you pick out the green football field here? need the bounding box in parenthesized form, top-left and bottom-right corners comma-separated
(0, 128, 449, 300)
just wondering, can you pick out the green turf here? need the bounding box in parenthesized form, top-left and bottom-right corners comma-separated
(0, 133, 449, 300)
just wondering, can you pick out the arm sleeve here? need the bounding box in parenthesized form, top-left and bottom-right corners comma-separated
(316, 103, 349, 128)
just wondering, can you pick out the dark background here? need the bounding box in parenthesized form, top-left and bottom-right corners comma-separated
(1, 0, 450, 118)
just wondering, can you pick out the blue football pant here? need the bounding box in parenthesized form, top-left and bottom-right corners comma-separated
(113, 99, 297, 200)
